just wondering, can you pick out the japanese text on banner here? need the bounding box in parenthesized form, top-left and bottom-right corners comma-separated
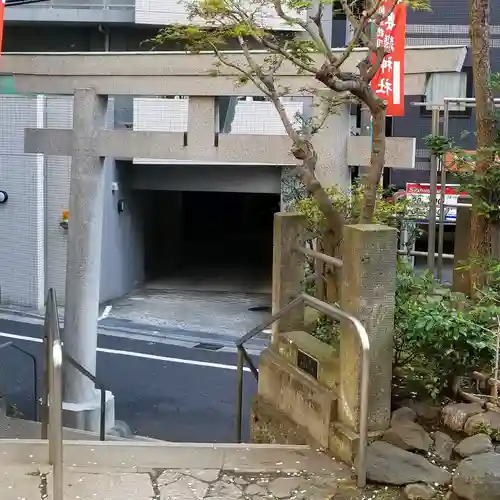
(370, 0, 406, 117)
(0, 0, 5, 54)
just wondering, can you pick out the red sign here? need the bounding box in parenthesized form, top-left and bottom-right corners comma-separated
(370, 0, 406, 117)
(406, 183, 469, 222)
(0, 0, 5, 54)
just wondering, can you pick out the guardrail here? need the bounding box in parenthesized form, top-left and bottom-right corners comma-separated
(235, 290, 370, 488)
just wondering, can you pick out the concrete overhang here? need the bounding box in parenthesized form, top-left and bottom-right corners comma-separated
(0, 45, 467, 96)
(5, 6, 134, 24)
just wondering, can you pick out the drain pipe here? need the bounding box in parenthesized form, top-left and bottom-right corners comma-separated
(98, 24, 110, 52)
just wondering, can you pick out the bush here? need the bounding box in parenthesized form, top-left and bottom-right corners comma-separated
(394, 263, 498, 398)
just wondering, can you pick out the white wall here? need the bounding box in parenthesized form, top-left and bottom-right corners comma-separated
(0, 95, 44, 308)
(134, 0, 306, 30)
(132, 96, 303, 164)
(44, 95, 73, 304)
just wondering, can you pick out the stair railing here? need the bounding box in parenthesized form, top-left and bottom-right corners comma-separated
(41, 289, 107, 442)
(235, 292, 370, 489)
(45, 288, 63, 500)
(0, 341, 39, 421)
(42, 288, 109, 500)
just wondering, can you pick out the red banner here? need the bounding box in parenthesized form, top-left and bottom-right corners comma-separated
(370, 0, 406, 117)
(0, 0, 5, 54)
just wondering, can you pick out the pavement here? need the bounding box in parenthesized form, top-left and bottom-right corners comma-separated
(0, 316, 260, 443)
(0, 441, 360, 500)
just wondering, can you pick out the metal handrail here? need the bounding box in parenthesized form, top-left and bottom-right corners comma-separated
(294, 245, 344, 268)
(45, 288, 63, 500)
(42, 287, 107, 500)
(0, 341, 39, 421)
(50, 340, 63, 500)
(41, 291, 107, 442)
(235, 292, 370, 488)
(64, 352, 106, 441)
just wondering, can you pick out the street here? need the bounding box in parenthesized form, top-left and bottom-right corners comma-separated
(0, 317, 259, 443)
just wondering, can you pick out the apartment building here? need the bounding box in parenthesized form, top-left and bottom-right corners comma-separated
(0, 0, 466, 308)
(334, 0, 500, 186)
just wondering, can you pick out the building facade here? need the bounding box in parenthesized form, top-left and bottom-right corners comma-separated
(0, 0, 468, 309)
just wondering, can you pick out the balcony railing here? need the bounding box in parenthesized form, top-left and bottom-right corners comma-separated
(132, 96, 304, 164)
(9, 0, 134, 9)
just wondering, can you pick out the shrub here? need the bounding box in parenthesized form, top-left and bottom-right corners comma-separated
(394, 263, 497, 398)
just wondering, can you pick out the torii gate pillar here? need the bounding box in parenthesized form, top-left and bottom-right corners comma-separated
(62, 88, 115, 433)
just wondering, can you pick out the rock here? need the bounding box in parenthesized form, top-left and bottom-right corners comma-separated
(392, 407, 418, 425)
(442, 403, 484, 432)
(402, 400, 442, 424)
(383, 421, 433, 452)
(464, 411, 500, 436)
(433, 431, 455, 462)
(366, 441, 452, 486)
(404, 483, 436, 500)
(455, 434, 493, 458)
(453, 452, 500, 500)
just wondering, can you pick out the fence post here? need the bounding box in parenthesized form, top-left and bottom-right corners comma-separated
(271, 213, 306, 344)
(452, 204, 471, 294)
(338, 224, 397, 435)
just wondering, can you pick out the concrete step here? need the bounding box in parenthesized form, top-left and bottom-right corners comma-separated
(0, 416, 161, 442)
(0, 440, 354, 499)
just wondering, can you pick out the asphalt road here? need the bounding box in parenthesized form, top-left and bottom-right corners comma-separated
(0, 318, 258, 443)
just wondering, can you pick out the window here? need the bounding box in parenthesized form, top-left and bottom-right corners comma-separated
(423, 71, 470, 114)
(332, 0, 365, 20)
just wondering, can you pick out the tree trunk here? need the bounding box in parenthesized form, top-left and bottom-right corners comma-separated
(295, 160, 344, 248)
(468, 0, 496, 293)
(359, 105, 387, 223)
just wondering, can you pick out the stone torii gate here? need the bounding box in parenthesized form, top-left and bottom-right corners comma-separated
(0, 46, 467, 432)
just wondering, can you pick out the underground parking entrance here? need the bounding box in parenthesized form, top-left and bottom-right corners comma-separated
(143, 189, 279, 295)
(105, 165, 282, 337)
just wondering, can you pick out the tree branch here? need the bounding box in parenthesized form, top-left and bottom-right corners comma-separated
(271, 0, 332, 60)
(237, 35, 301, 142)
(309, 2, 336, 63)
(366, 45, 385, 81)
(256, 34, 318, 73)
(339, 0, 375, 50)
(212, 45, 273, 98)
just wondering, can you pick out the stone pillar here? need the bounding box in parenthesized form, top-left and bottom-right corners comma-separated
(452, 205, 471, 294)
(62, 88, 115, 433)
(271, 213, 306, 344)
(339, 224, 397, 433)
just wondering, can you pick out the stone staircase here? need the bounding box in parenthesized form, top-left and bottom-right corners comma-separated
(0, 439, 353, 499)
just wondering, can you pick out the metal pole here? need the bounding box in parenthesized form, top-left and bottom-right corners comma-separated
(300, 294, 369, 488)
(51, 340, 63, 500)
(42, 335, 48, 438)
(235, 348, 244, 443)
(100, 388, 106, 441)
(437, 100, 450, 281)
(427, 108, 440, 273)
(357, 333, 370, 489)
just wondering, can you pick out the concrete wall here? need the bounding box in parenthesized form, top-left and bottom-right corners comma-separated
(129, 165, 282, 193)
(99, 161, 145, 303)
(0, 93, 145, 308)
